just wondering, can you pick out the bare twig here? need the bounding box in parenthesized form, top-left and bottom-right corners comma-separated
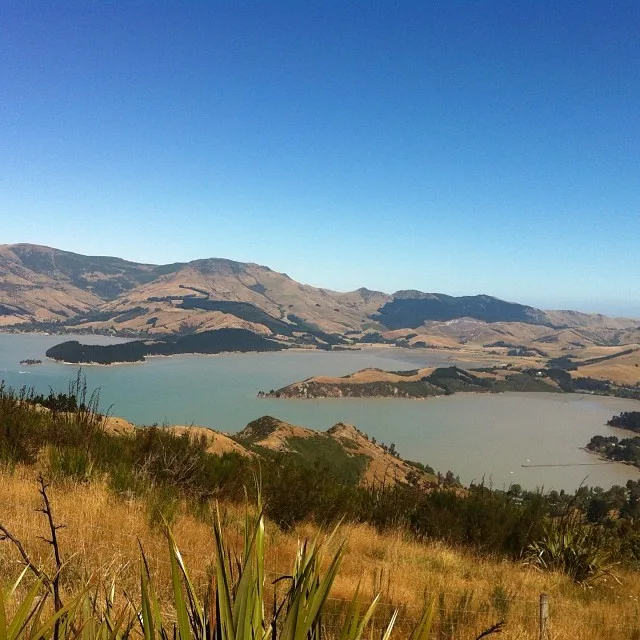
(0, 476, 68, 639)
(475, 620, 505, 638)
(36, 475, 66, 640)
(0, 522, 52, 587)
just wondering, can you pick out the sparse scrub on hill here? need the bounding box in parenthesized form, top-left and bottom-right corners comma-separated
(4, 376, 640, 581)
(0, 372, 103, 466)
(283, 435, 369, 484)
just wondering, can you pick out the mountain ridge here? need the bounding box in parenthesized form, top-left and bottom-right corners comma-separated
(1, 244, 638, 356)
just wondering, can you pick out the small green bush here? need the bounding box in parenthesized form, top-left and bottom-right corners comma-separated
(526, 510, 619, 584)
(46, 446, 95, 483)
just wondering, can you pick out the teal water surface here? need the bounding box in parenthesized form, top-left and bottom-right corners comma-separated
(2, 333, 639, 491)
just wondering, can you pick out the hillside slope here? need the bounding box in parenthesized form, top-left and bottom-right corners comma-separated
(96, 260, 388, 335)
(103, 413, 434, 488)
(1, 244, 637, 352)
(234, 415, 435, 486)
(0, 244, 106, 324)
(373, 292, 550, 329)
(0, 244, 386, 335)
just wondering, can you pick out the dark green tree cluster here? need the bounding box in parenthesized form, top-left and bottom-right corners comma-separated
(45, 328, 285, 364)
(607, 411, 640, 432)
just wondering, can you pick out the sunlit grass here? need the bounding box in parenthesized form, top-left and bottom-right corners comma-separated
(1, 469, 640, 639)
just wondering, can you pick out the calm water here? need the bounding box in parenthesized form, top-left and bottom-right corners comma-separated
(2, 332, 640, 491)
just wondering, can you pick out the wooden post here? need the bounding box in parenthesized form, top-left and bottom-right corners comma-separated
(539, 593, 549, 639)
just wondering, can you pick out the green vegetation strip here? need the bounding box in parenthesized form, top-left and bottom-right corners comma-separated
(2, 377, 640, 585)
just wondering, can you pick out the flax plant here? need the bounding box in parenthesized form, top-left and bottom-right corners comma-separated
(526, 509, 619, 585)
(0, 567, 88, 640)
(1, 485, 439, 640)
(134, 499, 436, 640)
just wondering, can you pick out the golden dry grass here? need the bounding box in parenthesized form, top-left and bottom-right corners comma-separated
(1, 466, 640, 639)
(167, 425, 252, 456)
(103, 415, 136, 435)
(572, 348, 640, 386)
(310, 368, 434, 385)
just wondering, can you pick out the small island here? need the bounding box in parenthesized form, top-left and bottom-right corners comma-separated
(46, 328, 285, 365)
(19, 358, 42, 365)
(586, 412, 640, 470)
(259, 365, 563, 399)
(607, 411, 640, 433)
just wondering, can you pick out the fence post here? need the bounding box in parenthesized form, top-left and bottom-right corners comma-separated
(539, 593, 549, 639)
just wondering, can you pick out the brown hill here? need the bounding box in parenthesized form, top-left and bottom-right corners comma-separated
(0, 243, 387, 335)
(234, 415, 435, 486)
(382, 317, 640, 362)
(269, 365, 561, 399)
(167, 425, 251, 457)
(0, 244, 106, 324)
(234, 415, 317, 451)
(95, 262, 388, 335)
(1, 244, 637, 352)
(99, 413, 434, 488)
(570, 347, 640, 386)
(326, 421, 430, 486)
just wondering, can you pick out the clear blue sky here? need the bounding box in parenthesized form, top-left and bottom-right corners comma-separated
(1, 2, 638, 316)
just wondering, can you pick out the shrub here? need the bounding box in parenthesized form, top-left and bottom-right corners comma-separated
(526, 509, 619, 584)
(46, 446, 95, 483)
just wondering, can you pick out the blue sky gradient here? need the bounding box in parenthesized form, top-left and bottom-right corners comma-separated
(1, 2, 638, 315)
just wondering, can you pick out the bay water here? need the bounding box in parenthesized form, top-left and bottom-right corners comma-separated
(2, 332, 639, 491)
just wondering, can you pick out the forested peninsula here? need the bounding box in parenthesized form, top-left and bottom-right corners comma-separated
(586, 412, 640, 470)
(261, 365, 562, 399)
(607, 411, 640, 432)
(45, 328, 284, 364)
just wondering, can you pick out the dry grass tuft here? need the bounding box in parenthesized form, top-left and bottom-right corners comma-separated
(1, 467, 640, 638)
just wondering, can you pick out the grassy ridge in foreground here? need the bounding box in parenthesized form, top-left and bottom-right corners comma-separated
(2, 471, 640, 639)
(0, 474, 441, 640)
(3, 377, 640, 578)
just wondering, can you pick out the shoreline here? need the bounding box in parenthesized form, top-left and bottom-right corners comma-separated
(260, 389, 640, 409)
(46, 347, 297, 367)
(582, 446, 640, 471)
(44, 344, 436, 367)
(46, 356, 146, 367)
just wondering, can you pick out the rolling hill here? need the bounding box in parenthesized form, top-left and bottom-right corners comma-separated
(372, 291, 550, 328)
(1, 244, 638, 367)
(233, 415, 434, 486)
(104, 412, 435, 488)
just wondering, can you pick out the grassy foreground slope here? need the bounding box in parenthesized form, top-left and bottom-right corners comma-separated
(2, 468, 640, 640)
(5, 380, 640, 637)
